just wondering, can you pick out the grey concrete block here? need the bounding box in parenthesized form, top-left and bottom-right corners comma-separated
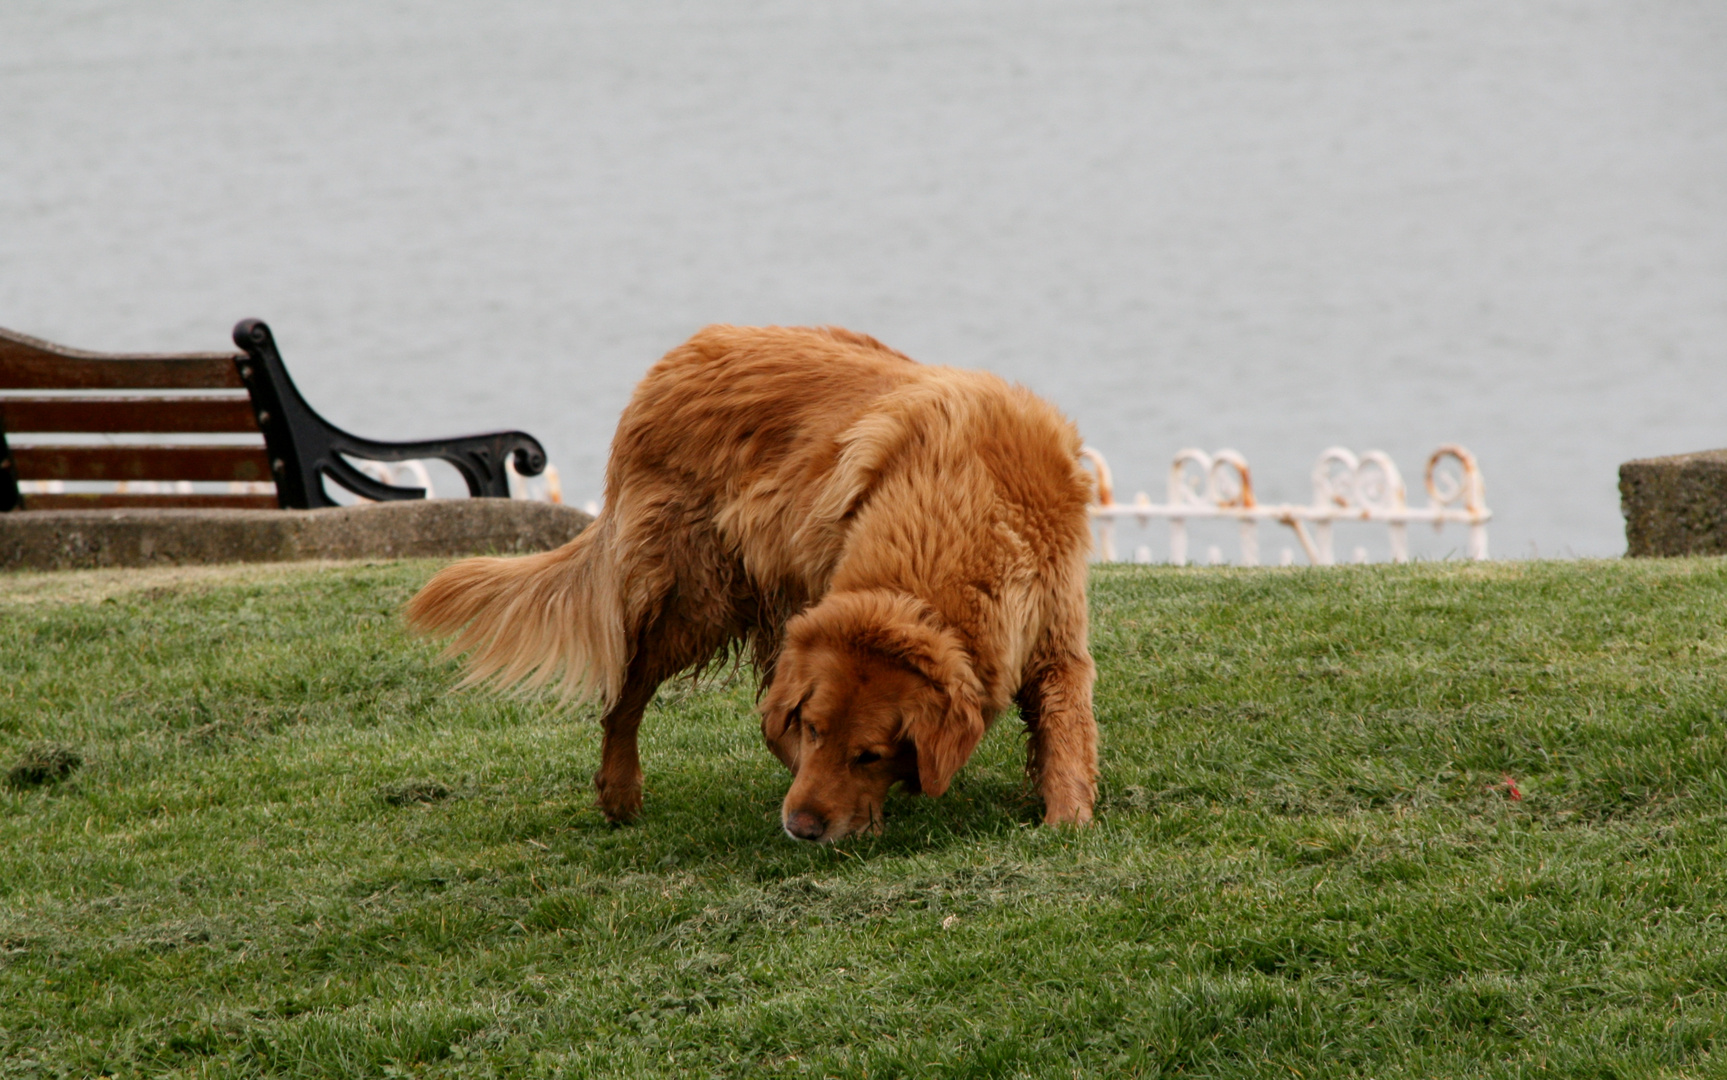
(0, 500, 591, 571)
(1620, 449, 1727, 557)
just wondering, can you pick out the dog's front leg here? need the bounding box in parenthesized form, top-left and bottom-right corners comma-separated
(1015, 655, 1098, 826)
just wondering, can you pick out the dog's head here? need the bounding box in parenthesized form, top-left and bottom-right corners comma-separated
(760, 590, 985, 842)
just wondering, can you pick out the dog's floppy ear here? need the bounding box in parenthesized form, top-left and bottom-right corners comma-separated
(760, 682, 797, 742)
(759, 673, 812, 771)
(874, 605, 986, 798)
(908, 677, 985, 798)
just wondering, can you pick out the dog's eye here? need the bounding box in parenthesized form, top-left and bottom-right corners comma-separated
(853, 750, 881, 766)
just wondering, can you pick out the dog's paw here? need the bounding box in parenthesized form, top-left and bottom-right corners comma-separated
(1042, 799, 1094, 828)
(594, 771, 643, 823)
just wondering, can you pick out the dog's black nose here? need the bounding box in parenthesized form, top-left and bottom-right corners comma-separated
(784, 809, 827, 841)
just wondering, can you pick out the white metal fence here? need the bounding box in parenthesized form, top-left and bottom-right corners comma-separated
(1082, 445, 1490, 566)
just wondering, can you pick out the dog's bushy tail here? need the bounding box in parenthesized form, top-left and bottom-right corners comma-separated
(404, 518, 629, 707)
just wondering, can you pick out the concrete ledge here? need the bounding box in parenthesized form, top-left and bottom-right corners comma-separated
(1620, 449, 1727, 557)
(0, 500, 592, 571)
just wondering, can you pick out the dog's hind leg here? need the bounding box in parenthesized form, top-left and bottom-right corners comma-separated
(594, 647, 665, 823)
(1015, 652, 1098, 826)
(593, 588, 739, 823)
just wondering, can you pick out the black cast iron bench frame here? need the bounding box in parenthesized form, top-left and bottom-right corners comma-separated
(0, 318, 547, 512)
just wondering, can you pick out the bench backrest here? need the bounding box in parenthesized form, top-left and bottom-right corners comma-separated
(0, 328, 277, 511)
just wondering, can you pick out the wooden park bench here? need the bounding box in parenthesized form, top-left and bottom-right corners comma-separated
(0, 319, 547, 513)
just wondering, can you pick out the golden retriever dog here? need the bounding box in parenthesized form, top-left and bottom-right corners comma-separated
(406, 325, 1097, 841)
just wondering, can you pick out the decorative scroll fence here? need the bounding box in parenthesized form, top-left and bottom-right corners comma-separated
(1081, 445, 1490, 566)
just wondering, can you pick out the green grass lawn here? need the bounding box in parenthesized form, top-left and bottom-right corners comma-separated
(3, 557, 1726, 1078)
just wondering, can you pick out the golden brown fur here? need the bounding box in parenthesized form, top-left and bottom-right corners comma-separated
(406, 325, 1098, 841)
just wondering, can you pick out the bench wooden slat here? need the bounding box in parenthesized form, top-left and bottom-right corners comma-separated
(0, 356, 245, 391)
(0, 329, 243, 390)
(11, 445, 274, 483)
(0, 396, 259, 434)
(21, 493, 281, 511)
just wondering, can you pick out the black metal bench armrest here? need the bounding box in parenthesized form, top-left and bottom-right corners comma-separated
(233, 319, 547, 509)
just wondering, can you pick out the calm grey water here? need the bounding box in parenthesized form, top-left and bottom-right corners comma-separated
(4, 1, 1725, 558)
